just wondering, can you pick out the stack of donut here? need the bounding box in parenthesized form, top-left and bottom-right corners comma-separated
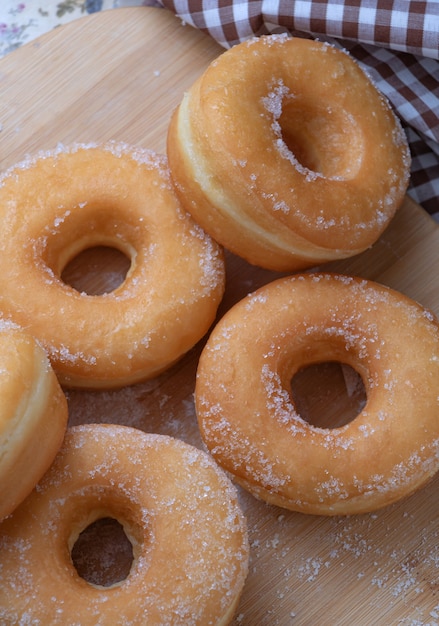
(0, 33, 438, 625)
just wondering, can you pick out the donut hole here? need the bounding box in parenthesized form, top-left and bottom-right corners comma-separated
(61, 245, 131, 295)
(71, 516, 134, 587)
(290, 361, 367, 428)
(279, 98, 363, 180)
(41, 202, 143, 295)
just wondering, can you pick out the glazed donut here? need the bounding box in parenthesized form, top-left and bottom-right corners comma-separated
(0, 321, 68, 520)
(167, 35, 411, 271)
(0, 424, 249, 624)
(195, 273, 439, 515)
(0, 142, 225, 389)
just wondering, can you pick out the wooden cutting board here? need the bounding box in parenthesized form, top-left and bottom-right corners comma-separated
(1, 7, 439, 625)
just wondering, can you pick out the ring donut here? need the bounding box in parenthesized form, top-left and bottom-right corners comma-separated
(0, 142, 225, 388)
(0, 321, 67, 520)
(0, 424, 249, 624)
(195, 273, 439, 515)
(167, 35, 411, 271)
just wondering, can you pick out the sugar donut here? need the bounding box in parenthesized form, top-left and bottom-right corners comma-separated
(167, 35, 411, 271)
(195, 273, 439, 515)
(0, 142, 225, 389)
(0, 424, 249, 624)
(0, 322, 68, 520)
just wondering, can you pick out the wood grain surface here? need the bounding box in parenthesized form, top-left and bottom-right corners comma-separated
(1, 7, 438, 625)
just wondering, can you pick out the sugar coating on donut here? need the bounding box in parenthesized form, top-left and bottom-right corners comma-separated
(0, 425, 249, 624)
(258, 76, 407, 222)
(0, 143, 224, 296)
(0, 141, 162, 178)
(2, 142, 223, 300)
(195, 273, 439, 515)
(0, 142, 226, 388)
(261, 79, 327, 184)
(167, 35, 411, 271)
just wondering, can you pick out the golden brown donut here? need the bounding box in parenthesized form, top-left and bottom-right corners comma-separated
(0, 321, 67, 520)
(167, 35, 411, 271)
(0, 142, 225, 389)
(195, 273, 439, 515)
(0, 424, 249, 625)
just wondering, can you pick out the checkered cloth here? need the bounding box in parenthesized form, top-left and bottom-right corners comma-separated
(160, 0, 439, 216)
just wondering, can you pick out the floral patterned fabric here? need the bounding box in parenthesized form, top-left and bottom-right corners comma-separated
(0, 1, 155, 57)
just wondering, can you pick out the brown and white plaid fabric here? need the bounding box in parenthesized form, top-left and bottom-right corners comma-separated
(160, 0, 439, 216)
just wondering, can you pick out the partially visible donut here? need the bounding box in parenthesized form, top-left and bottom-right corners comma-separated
(0, 321, 68, 520)
(0, 424, 249, 625)
(0, 142, 225, 388)
(167, 35, 411, 271)
(195, 273, 439, 515)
